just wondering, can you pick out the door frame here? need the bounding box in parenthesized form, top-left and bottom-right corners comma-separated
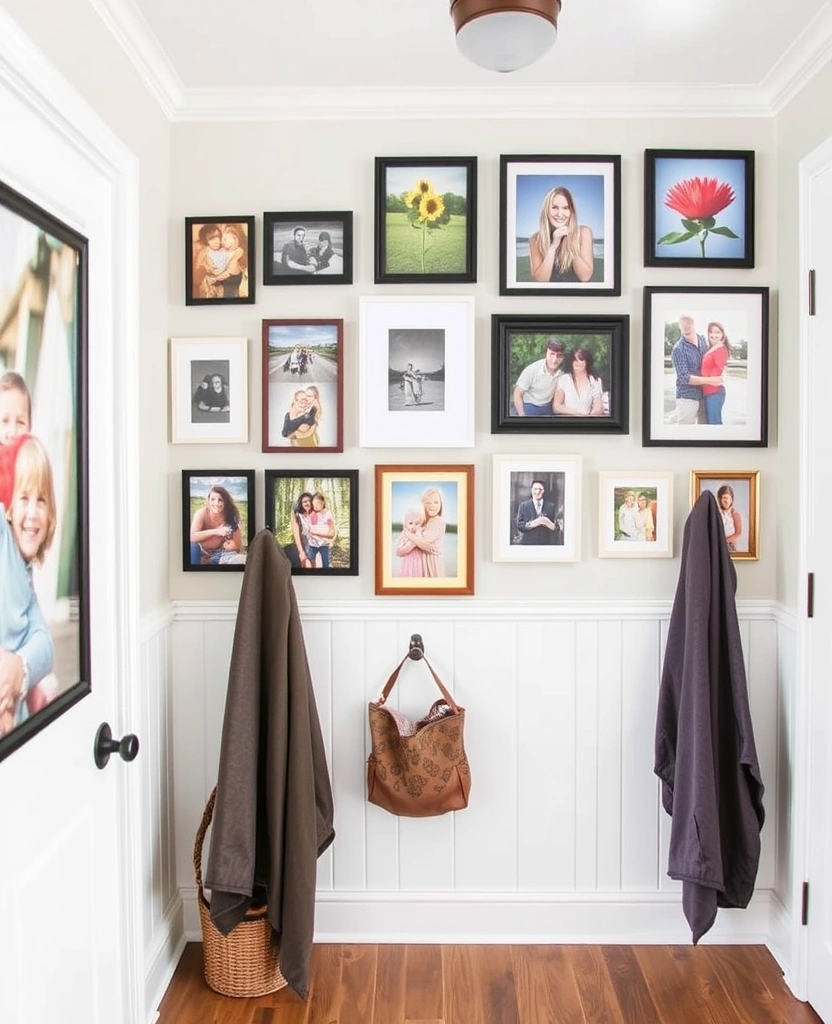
(792, 131, 832, 1003)
(0, 9, 144, 1021)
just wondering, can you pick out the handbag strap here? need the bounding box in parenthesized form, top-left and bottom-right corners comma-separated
(376, 653, 460, 713)
(193, 786, 216, 896)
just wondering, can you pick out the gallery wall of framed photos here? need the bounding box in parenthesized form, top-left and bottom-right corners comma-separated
(166, 116, 778, 600)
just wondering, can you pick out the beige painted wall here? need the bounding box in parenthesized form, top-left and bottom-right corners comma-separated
(168, 115, 778, 601)
(3, 0, 171, 614)
(774, 60, 832, 608)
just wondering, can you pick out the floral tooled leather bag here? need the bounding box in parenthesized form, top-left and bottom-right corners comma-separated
(367, 651, 470, 817)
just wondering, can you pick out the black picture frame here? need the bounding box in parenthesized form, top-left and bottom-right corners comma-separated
(0, 179, 90, 763)
(263, 211, 353, 286)
(181, 470, 256, 572)
(374, 156, 477, 284)
(184, 215, 256, 305)
(644, 149, 755, 268)
(642, 286, 769, 447)
(491, 314, 629, 435)
(499, 154, 621, 297)
(264, 469, 359, 576)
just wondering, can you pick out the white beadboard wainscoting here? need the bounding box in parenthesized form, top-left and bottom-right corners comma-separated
(137, 598, 798, 970)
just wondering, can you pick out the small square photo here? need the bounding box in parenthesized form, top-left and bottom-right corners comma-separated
(597, 471, 674, 558)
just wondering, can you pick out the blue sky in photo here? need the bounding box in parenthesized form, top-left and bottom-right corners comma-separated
(391, 480, 459, 526)
(515, 174, 605, 239)
(189, 475, 249, 501)
(268, 323, 338, 349)
(385, 165, 468, 198)
(653, 157, 747, 259)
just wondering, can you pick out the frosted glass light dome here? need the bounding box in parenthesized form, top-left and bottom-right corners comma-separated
(450, 2, 561, 73)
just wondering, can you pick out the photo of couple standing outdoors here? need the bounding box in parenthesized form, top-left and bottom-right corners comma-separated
(264, 320, 341, 452)
(0, 187, 84, 749)
(666, 312, 748, 427)
(387, 327, 445, 413)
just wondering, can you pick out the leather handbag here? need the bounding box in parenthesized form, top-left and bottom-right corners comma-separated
(367, 650, 471, 817)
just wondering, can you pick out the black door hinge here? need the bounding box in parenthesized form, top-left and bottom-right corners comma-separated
(802, 881, 809, 925)
(809, 269, 816, 316)
(808, 573, 815, 618)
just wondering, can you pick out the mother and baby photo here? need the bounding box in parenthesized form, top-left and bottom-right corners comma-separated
(185, 217, 254, 305)
(0, 183, 85, 754)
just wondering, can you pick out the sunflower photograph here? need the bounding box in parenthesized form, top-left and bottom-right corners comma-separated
(374, 156, 477, 284)
(644, 149, 755, 269)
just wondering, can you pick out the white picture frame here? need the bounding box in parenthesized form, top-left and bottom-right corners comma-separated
(170, 336, 248, 444)
(492, 454, 582, 562)
(358, 295, 475, 447)
(597, 470, 675, 558)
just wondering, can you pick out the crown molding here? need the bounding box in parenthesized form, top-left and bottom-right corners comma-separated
(764, 1, 832, 113)
(172, 82, 774, 121)
(89, 0, 184, 120)
(93, 0, 832, 122)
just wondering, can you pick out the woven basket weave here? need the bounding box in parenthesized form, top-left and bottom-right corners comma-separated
(194, 787, 287, 998)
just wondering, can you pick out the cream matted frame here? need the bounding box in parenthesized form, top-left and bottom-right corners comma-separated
(598, 470, 674, 558)
(359, 295, 475, 447)
(170, 335, 248, 444)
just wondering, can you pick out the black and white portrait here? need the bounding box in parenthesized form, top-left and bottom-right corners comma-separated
(190, 360, 230, 424)
(387, 328, 445, 412)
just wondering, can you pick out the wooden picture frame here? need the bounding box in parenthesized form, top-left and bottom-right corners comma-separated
(691, 470, 760, 560)
(491, 454, 582, 563)
(644, 149, 755, 268)
(181, 470, 255, 571)
(374, 156, 477, 284)
(262, 211, 353, 285)
(642, 286, 769, 447)
(374, 464, 474, 595)
(359, 296, 475, 448)
(491, 313, 629, 434)
(597, 471, 674, 558)
(264, 469, 358, 576)
(184, 215, 255, 305)
(169, 336, 249, 444)
(499, 154, 621, 296)
(0, 179, 90, 762)
(261, 319, 343, 453)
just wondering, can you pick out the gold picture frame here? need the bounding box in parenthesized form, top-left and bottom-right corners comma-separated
(690, 470, 760, 560)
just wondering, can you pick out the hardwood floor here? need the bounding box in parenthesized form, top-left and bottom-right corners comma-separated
(156, 943, 824, 1023)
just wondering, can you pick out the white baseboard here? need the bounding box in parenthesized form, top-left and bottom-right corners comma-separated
(180, 886, 775, 945)
(145, 894, 186, 1022)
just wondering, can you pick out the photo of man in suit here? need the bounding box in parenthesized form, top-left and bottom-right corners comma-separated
(515, 479, 562, 545)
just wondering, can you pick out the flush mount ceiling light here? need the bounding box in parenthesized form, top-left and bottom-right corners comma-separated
(450, 0, 561, 74)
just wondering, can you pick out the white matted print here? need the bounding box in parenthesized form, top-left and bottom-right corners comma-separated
(359, 296, 475, 447)
(492, 454, 582, 562)
(170, 336, 248, 444)
(598, 471, 674, 558)
(643, 287, 768, 447)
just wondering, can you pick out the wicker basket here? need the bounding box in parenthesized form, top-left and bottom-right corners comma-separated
(194, 787, 287, 998)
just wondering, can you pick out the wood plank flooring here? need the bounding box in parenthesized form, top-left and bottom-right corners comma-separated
(156, 943, 824, 1024)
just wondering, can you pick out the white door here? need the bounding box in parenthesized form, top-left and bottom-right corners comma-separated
(803, 135, 832, 1024)
(0, 14, 142, 1024)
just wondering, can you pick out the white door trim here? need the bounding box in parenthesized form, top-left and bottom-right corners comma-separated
(0, 9, 143, 1021)
(792, 131, 832, 1001)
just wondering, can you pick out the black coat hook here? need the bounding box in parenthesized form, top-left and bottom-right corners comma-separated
(408, 634, 425, 660)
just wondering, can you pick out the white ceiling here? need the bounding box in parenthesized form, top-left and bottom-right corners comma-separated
(94, 0, 832, 119)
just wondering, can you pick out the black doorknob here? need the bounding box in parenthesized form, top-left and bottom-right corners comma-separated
(94, 722, 140, 770)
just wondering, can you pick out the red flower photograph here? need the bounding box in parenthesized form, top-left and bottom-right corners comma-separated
(645, 150, 754, 268)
